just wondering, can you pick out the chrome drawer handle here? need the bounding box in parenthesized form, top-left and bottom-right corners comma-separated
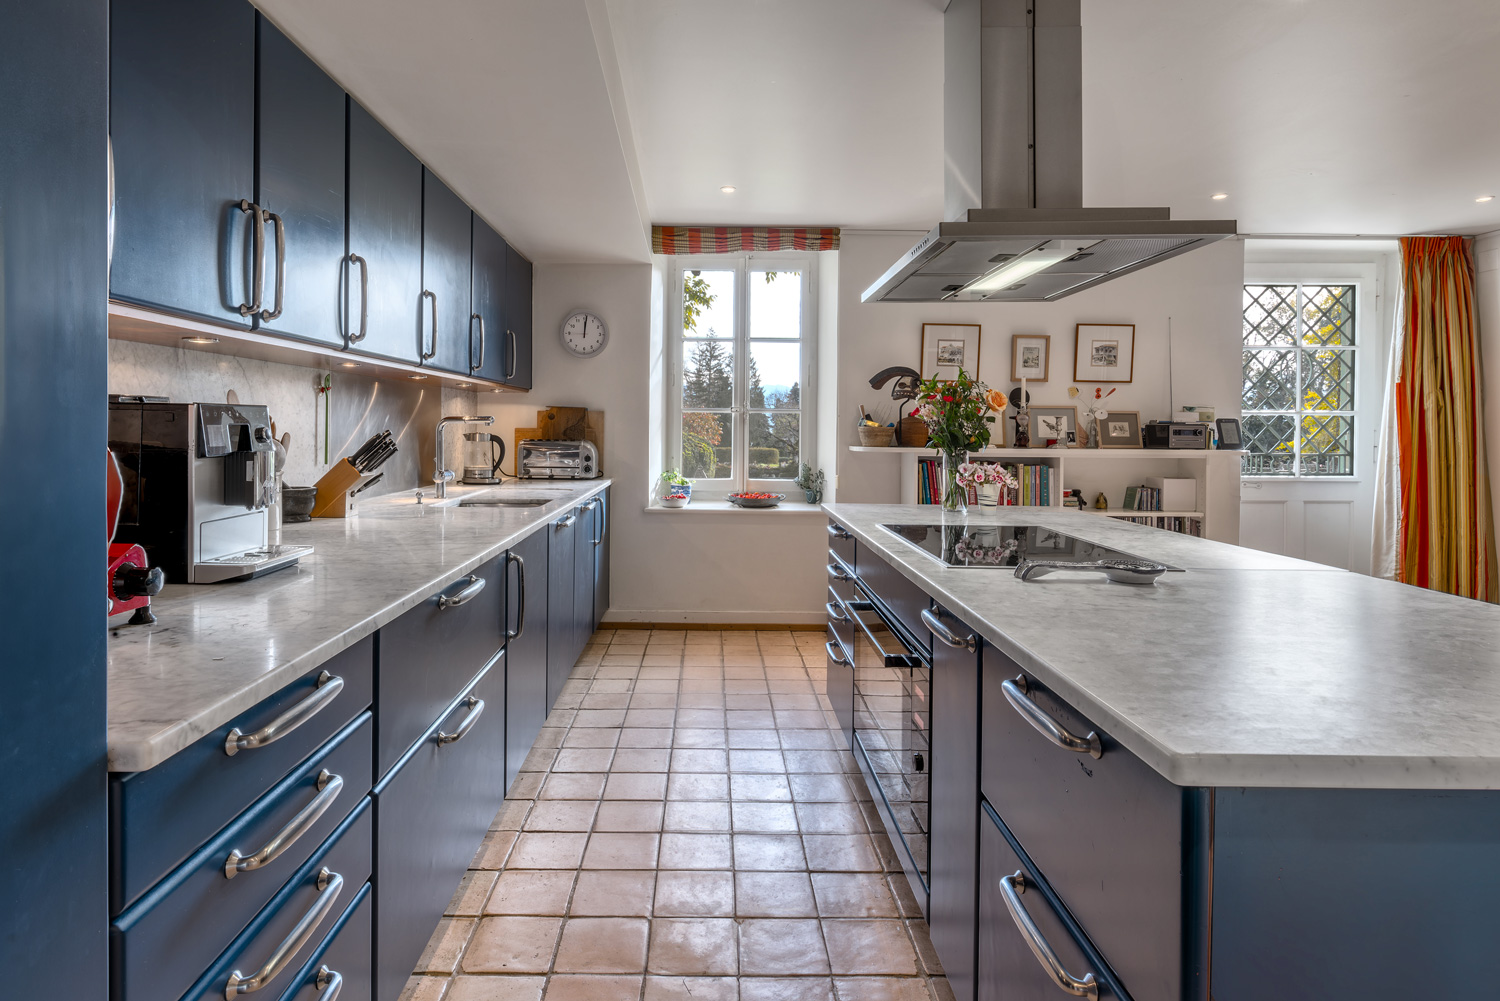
(827, 524, 852, 540)
(922, 607, 976, 652)
(826, 601, 849, 623)
(505, 552, 526, 640)
(224, 770, 344, 879)
(346, 254, 368, 342)
(999, 871, 1100, 999)
(436, 695, 484, 745)
(825, 640, 848, 666)
(437, 574, 486, 609)
(260, 210, 286, 320)
(314, 967, 342, 999)
(1001, 676, 1102, 759)
(556, 514, 577, 529)
(225, 672, 344, 756)
(225, 868, 344, 998)
(826, 562, 852, 582)
(470, 313, 485, 373)
(237, 199, 266, 317)
(420, 289, 438, 360)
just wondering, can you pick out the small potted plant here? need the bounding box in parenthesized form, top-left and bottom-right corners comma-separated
(795, 463, 826, 504)
(659, 469, 692, 508)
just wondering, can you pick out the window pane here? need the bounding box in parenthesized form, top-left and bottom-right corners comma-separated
(1243, 349, 1296, 410)
(682, 340, 734, 408)
(1300, 414, 1353, 475)
(1242, 415, 1296, 476)
(1301, 285, 1356, 345)
(681, 411, 732, 479)
(1243, 285, 1297, 346)
(1301, 347, 1354, 412)
(749, 269, 803, 339)
(749, 412, 799, 480)
(749, 341, 800, 409)
(683, 269, 735, 338)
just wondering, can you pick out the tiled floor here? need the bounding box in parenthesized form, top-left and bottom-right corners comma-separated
(402, 628, 953, 1001)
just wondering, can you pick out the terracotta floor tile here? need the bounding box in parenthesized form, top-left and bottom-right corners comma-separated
(782, 749, 844, 773)
(832, 978, 934, 1001)
(634, 679, 681, 694)
(643, 976, 739, 1001)
(570, 870, 657, 917)
(724, 694, 774, 711)
(737, 920, 831, 975)
(676, 709, 728, 728)
(562, 729, 620, 748)
(582, 832, 660, 869)
(809, 874, 900, 918)
(731, 774, 793, 802)
(803, 835, 880, 873)
(625, 708, 678, 728)
(552, 917, 651, 973)
(507, 832, 588, 869)
(727, 729, 782, 749)
(794, 803, 866, 835)
(485, 870, 575, 916)
(667, 773, 730, 801)
(447, 870, 499, 917)
(788, 775, 853, 803)
(472, 829, 518, 870)
(738, 977, 836, 1000)
(619, 727, 675, 748)
(414, 915, 475, 974)
(732, 802, 799, 833)
(507, 773, 544, 800)
(552, 748, 616, 772)
(673, 728, 729, 748)
(445, 974, 545, 1001)
(593, 800, 664, 832)
(463, 916, 562, 974)
(539, 773, 607, 800)
(589, 679, 633, 693)
(672, 748, 729, 772)
(729, 749, 786, 773)
(630, 693, 679, 709)
(580, 693, 630, 710)
(603, 772, 669, 801)
(523, 800, 598, 832)
(647, 917, 739, 975)
(658, 832, 734, 869)
(734, 834, 807, 871)
(908, 920, 944, 977)
(572, 709, 627, 728)
(821, 920, 919, 976)
(736, 871, 817, 917)
(542, 974, 644, 1001)
(398, 974, 450, 1001)
(653, 870, 735, 917)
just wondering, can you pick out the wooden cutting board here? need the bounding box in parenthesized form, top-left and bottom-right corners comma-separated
(541, 407, 589, 440)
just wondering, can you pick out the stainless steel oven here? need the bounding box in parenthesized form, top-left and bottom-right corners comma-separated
(848, 578, 930, 906)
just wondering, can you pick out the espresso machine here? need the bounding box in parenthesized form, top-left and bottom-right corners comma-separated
(108, 398, 313, 583)
(462, 432, 507, 485)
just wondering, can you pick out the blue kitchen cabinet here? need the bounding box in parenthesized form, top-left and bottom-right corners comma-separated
(470, 216, 511, 383)
(421, 168, 474, 373)
(592, 487, 611, 627)
(346, 99, 423, 365)
(110, 0, 257, 327)
(276, 884, 373, 1001)
(506, 527, 550, 793)
(547, 509, 579, 709)
(574, 498, 599, 652)
(504, 241, 535, 389)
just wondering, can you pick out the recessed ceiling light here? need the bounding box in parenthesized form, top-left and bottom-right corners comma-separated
(1211, 192, 1229, 200)
(339, 361, 360, 368)
(456, 382, 472, 388)
(720, 185, 736, 194)
(181, 335, 219, 345)
(1478, 195, 1495, 203)
(409, 374, 429, 381)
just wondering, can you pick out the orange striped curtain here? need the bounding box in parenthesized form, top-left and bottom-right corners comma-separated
(652, 226, 839, 254)
(1395, 236, 1498, 601)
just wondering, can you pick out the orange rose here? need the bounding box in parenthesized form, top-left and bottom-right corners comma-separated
(985, 389, 1008, 412)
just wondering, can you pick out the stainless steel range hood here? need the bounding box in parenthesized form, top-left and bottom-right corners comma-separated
(862, 0, 1235, 304)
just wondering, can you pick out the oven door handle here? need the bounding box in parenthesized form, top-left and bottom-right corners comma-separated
(847, 595, 919, 668)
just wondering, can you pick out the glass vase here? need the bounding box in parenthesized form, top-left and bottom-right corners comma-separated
(941, 450, 969, 512)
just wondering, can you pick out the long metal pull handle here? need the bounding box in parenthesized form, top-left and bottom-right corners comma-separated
(826, 562, 852, 582)
(238, 200, 265, 317)
(1001, 676, 1102, 759)
(1014, 559, 1167, 585)
(260, 211, 286, 320)
(225, 672, 344, 756)
(436, 695, 484, 744)
(224, 771, 344, 878)
(346, 254, 368, 342)
(557, 514, 577, 529)
(314, 967, 342, 1000)
(825, 640, 848, 666)
(421, 290, 438, 360)
(437, 574, 486, 609)
(506, 552, 526, 640)
(826, 601, 850, 623)
(998, 871, 1100, 999)
(592, 497, 606, 547)
(922, 607, 977, 652)
(470, 313, 485, 373)
(827, 524, 852, 540)
(506, 329, 517, 380)
(225, 869, 344, 998)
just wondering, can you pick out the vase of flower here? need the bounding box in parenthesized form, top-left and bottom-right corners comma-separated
(941, 450, 969, 512)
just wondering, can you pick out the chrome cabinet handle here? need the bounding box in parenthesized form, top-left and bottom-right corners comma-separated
(237, 199, 266, 317)
(826, 562, 852, 582)
(998, 871, 1100, 999)
(436, 695, 484, 744)
(260, 210, 286, 320)
(224, 770, 343, 878)
(346, 254, 368, 342)
(506, 329, 517, 380)
(225, 672, 344, 756)
(314, 967, 342, 1000)
(225, 868, 344, 998)
(592, 497, 606, 547)
(922, 607, 976, 652)
(1001, 676, 1102, 759)
(556, 514, 577, 529)
(506, 552, 526, 640)
(826, 601, 849, 623)
(437, 574, 486, 609)
(827, 524, 852, 540)
(470, 313, 485, 373)
(825, 640, 848, 666)
(420, 290, 438, 360)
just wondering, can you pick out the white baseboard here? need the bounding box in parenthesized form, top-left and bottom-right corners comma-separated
(601, 608, 825, 626)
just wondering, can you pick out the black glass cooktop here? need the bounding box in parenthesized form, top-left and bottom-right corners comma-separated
(881, 523, 1179, 570)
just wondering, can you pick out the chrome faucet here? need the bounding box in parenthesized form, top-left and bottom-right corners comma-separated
(435, 415, 494, 499)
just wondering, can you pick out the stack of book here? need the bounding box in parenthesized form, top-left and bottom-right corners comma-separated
(914, 459, 1051, 506)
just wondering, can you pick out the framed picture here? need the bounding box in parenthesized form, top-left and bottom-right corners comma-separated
(1097, 410, 1143, 448)
(1074, 323, 1136, 383)
(921, 323, 981, 381)
(1216, 417, 1243, 449)
(1028, 526, 1077, 556)
(1010, 334, 1051, 382)
(1027, 406, 1078, 448)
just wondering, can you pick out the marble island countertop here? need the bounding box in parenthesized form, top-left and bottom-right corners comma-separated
(107, 479, 610, 772)
(824, 502, 1500, 790)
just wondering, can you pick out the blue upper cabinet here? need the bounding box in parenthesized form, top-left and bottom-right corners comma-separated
(255, 16, 347, 348)
(110, 0, 256, 327)
(504, 242, 535, 389)
(346, 100, 424, 365)
(470, 217, 510, 383)
(420, 169, 474, 374)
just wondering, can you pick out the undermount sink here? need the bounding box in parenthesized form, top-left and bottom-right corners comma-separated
(457, 497, 552, 508)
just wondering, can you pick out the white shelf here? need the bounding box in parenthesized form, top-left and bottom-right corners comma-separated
(1093, 510, 1205, 519)
(848, 446, 1241, 460)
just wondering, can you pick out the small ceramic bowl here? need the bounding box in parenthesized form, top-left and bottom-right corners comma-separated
(660, 494, 690, 509)
(281, 485, 317, 522)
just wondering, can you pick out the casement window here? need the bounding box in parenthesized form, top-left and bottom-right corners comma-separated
(667, 254, 817, 498)
(1242, 283, 1357, 476)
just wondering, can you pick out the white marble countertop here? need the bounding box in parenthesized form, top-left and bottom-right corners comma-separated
(107, 479, 611, 772)
(824, 503, 1500, 790)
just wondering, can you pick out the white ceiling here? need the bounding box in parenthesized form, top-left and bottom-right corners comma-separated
(258, 0, 1500, 265)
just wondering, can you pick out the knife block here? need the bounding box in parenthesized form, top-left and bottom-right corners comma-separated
(311, 459, 363, 518)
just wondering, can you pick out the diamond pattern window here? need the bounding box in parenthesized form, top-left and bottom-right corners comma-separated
(1242, 284, 1356, 476)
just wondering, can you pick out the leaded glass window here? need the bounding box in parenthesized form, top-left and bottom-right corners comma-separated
(1242, 284, 1356, 476)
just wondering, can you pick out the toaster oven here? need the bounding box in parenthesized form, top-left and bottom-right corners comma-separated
(517, 439, 600, 479)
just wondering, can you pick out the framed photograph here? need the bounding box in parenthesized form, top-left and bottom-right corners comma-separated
(1027, 406, 1079, 448)
(1073, 323, 1136, 383)
(1028, 526, 1077, 556)
(1010, 334, 1051, 382)
(1097, 410, 1143, 449)
(921, 323, 981, 381)
(1216, 417, 1243, 449)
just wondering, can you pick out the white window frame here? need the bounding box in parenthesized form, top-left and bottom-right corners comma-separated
(666, 252, 818, 500)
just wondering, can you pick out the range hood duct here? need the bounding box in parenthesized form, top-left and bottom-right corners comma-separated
(863, 0, 1235, 304)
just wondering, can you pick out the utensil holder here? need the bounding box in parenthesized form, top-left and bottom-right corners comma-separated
(311, 459, 363, 518)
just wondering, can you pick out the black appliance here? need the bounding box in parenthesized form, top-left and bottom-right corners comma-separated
(882, 523, 1180, 571)
(1143, 421, 1209, 449)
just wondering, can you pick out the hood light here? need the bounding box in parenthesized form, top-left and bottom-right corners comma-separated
(1479, 195, 1495, 203)
(1212, 192, 1229, 200)
(181, 335, 219, 345)
(720, 185, 736, 194)
(956, 241, 1097, 298)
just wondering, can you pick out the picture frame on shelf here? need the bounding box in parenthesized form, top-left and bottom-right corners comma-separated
(1074, 323, 1136, 383)
(1097, 410, 1143, 448)
(920, 323, 981, 381)
(1010, 333, 1051, 382)
(1216, 417, 1243, 449)
(1027, 406, 1079, 448)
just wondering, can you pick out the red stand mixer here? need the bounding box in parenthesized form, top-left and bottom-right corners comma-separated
(107, 449, 164, 624)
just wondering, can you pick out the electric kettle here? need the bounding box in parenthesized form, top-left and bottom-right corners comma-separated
(462, 432, 506, 485)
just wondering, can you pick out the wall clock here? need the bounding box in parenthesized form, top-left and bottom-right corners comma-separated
(561, 311, 608, 357)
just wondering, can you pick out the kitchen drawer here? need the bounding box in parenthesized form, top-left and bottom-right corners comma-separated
(827, 549, 855, 604)
(275, 883, 372, 1001)
(827, 519, 856, 568)
(176, 799, 373, 1001)
(374, 659, 507, 1001)
(110, 636, 373, 914)
(981, 650, 1184, 1001)
(112, 714, 371, 1001)
(978, 807, 1126, 1001)
(376, 556, 504, 776)
(856, 550, 931, 655)
(826, 586, 854, 655)
(824, 622, 853, 745)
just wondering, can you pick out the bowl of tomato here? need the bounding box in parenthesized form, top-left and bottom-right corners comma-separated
(727, 492, 785, 508)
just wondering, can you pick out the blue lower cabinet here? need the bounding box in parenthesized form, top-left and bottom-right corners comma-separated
(374, 659, 507, 1001)
(276, 883, 372, 1001)
(176, 801, 373, 1001)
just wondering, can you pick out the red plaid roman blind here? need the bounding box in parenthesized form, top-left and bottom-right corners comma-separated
(651, 226, 840, 254)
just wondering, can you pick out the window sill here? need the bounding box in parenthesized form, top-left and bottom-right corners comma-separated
(644, 500, 827, 516)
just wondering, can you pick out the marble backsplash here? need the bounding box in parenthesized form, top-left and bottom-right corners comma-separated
(108, 340, 479, 492)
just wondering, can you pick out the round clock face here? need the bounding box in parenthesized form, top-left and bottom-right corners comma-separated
(561, 311, 608, 357)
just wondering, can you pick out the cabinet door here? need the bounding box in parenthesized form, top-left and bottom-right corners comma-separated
(592, 487, 610, 628)
(254, 16, 346, 348)
(470, 217, 510, 383)
(573, 499, 598, 656)
(546, 511, 577, 710)
(505, 528, 549, 794)
(110, 0, 255, 327)
(420, 169, 473, 373)
(346, 100, 422, 364)
(503, 242, 534, 389)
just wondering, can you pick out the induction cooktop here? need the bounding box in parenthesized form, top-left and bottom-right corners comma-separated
(881, 523, 1182, 571)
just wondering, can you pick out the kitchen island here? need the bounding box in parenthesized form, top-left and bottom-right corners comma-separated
(822, 502, 1500, 1001)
